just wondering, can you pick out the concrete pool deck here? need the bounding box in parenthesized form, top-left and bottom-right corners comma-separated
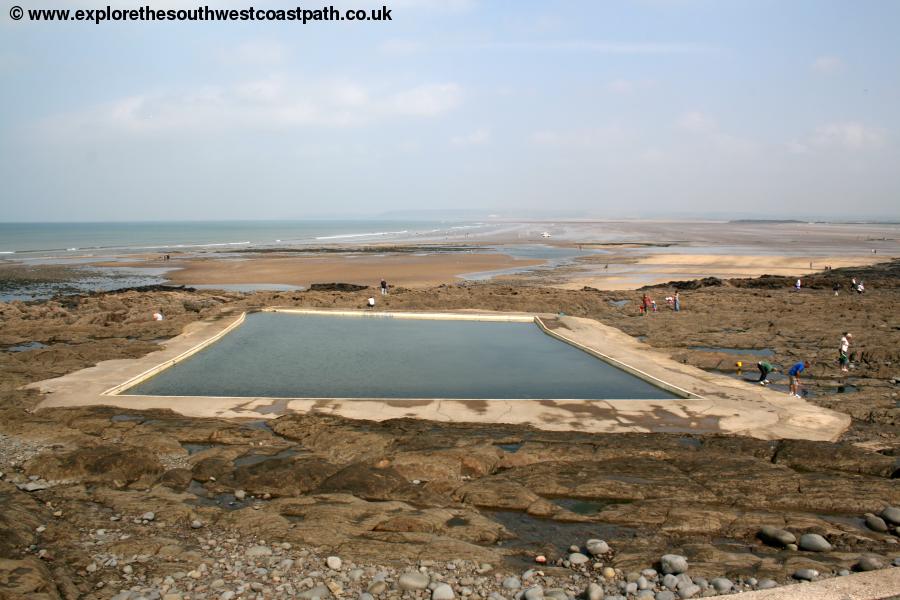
(29, 308, 851, 441)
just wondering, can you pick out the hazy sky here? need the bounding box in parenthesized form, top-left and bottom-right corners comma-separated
(2, 0, 899, 221)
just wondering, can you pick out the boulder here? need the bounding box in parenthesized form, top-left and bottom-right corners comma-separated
(660, 554, 688, 575)
(798, 533, 831, 552)
(758, 526, 796, 547)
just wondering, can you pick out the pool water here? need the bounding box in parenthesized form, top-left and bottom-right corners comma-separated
(128, 313, 677, 400)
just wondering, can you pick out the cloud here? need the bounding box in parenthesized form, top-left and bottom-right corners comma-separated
(812, 56, 844, 74)
(221, 40, 287, 66)
(607, 79, 656, 94)
(531, 125, 629, 148)
(788, 122, 884, 154)
(676, 111, 716, 134)
(479, 40, 713, 55)
(387, 83, 462, 117)
(451, 129, 490, 146)
(378, 39, 424, 56)
(36, 79, 463, 140)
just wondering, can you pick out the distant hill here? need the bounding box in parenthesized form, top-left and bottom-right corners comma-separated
(729, 219, 805, 224)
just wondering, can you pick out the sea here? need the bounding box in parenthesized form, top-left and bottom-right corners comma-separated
(0, 220, 495, 258)
(0, 220, 508, 301)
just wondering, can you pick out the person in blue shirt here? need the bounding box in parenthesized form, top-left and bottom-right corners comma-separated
(788, 361, 810, 397)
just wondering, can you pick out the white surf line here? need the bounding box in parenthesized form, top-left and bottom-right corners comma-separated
(534, 316, 701, 400)
(101, 311, 247, 396)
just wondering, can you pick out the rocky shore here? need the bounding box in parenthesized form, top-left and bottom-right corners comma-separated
(1, 261, 899, 599)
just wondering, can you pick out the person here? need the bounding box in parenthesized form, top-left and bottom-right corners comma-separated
(674, 290, 681, 312)
(641, 294, 651, 316)
(152, 310, 164, 321)
(380, 278, 388, 296)
(794, 279, 801, 292)
(832, 282, 840, 296)
(839, 332, 852, 372)
(367, 297, 376, 309)
(856, 280, 865, 294)
(757, 361, 777, 385)
(788, 360, 810, 397)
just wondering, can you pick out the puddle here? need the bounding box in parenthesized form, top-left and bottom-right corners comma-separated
(446, 516, 470, 527)
(111, 414, 145, 423)
(240, 419, 273, 431)
(608, 300, 630, 308)
(549, 498, 631, 516)
(635, 335, 648, 343)
(187, 480, 247, 510)
(181, 443, 217, 455)
(486, 510, 638, 561)
(233, 447, 302, 468)
(497, 443, 523, 453)
(690, 346, 774, 357)
(6, 341, 48, 352)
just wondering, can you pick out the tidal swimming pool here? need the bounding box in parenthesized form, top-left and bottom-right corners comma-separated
(127, 313, 678, 400)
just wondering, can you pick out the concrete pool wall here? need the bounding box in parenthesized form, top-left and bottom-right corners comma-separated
(29, 307, 851, 441)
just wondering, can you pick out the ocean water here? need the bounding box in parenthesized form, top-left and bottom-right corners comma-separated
(0, 220, 491, 258)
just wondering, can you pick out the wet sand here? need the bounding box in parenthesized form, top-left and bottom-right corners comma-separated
(164, 252, 543, 288)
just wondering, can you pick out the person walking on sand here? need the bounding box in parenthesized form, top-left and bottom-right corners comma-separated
(788, 360, 810, 397)
(380, 278, 388, 296)
(674, 290, 681, 312)
(641, 294, 651, 316)
(757, 361, 777, 385)
(839, 332, 852, 373)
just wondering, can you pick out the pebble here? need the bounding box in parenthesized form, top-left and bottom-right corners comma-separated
(298, 584, 332, 599)
(399, 572, 431, 590)
(141, 512, 155, 522)
(523, 585, 544, 600)
(326, 556, 342, 570)
(502, 577, 521, 590)
(367, 581, 388, 594)
(432, 583, 455, 600)
(676, 584, 699, 599)
(234, 489, 246, 500)
(602, 567, 616, 579)
(585, 582, 603, 600)
(798, 533, 831, 552)
(190, 520, 203, 529)
(568, 552, 590, 566)
(864, 513, 889, 532)
(660, 555, 688, 575)
(246, 545, 273, 557)
(857, 556, 883, 571)
(655, 592, 675, 600)
(882, 506, 900, 526)
(710, 578, 732, 593)
(757, 580, 778, 590)
(586, 539, 610, 556)
(758, 526, 795, 547)
(793, 569, 818, 581)
(662, 574, 678, 590)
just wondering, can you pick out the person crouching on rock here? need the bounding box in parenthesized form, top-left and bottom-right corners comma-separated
(367, 296, 376, 309)
(757, 361, 777, 385)
(788, 360, 810, 397)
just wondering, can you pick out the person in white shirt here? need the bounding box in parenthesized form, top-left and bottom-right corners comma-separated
(367, 297, 375, 309)
(839, 332, 852, 372)
(152, 310, 164, 321)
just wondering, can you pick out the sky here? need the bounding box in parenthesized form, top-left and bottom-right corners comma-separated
(1, 0, 899, 221)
